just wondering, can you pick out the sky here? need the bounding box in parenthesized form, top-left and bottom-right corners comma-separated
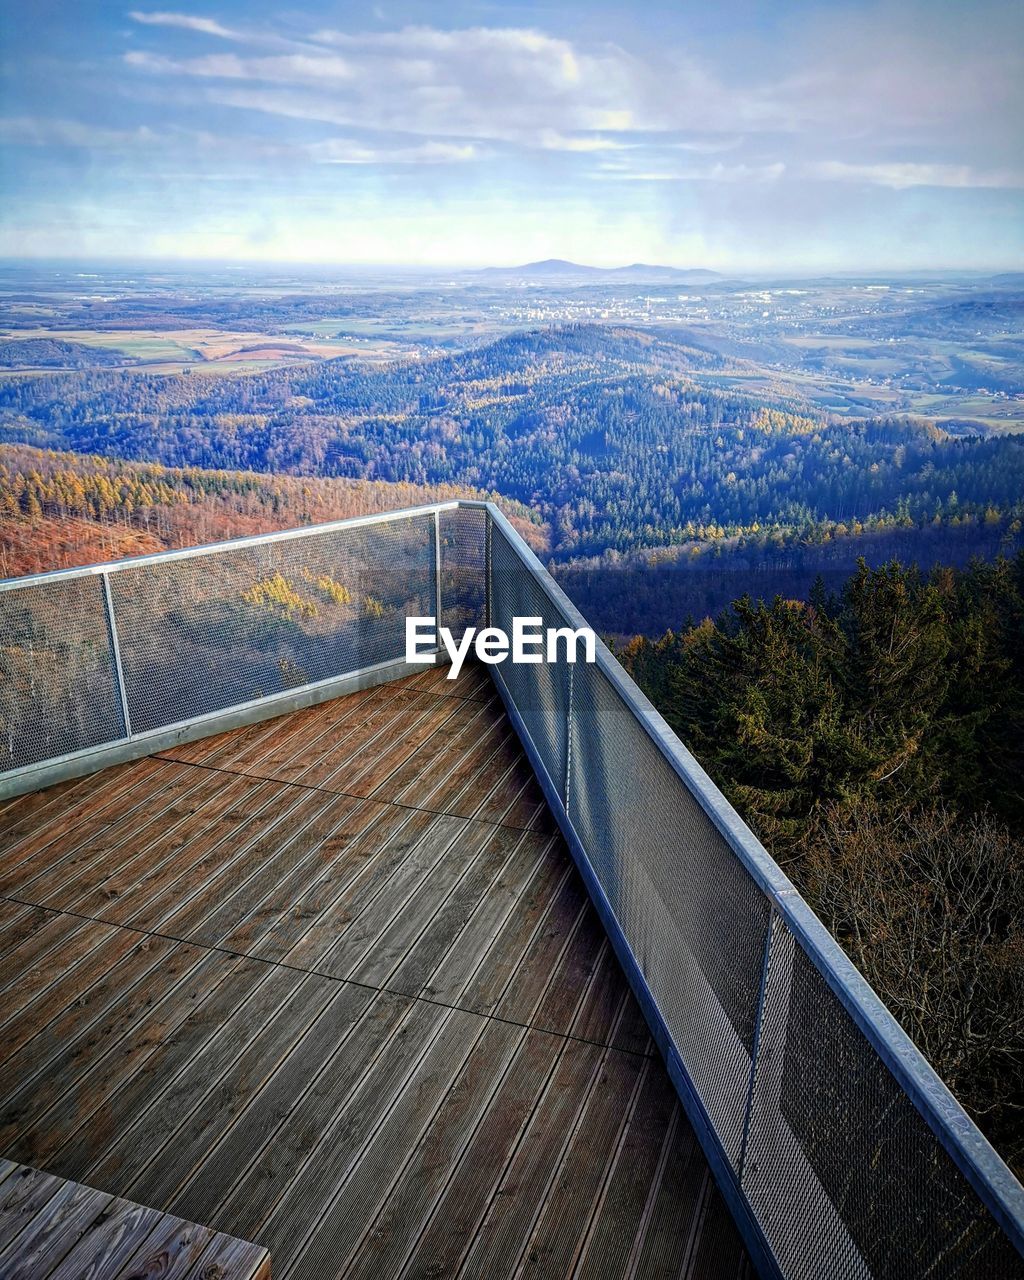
(0, 0, 1022, 271)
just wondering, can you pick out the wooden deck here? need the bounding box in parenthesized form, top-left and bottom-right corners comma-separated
(0, 662, 751, 1279)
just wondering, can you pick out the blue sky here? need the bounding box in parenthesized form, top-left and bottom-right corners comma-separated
(1, 0, 1022, 270)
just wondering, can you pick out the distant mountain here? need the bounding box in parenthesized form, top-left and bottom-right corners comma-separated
(476, 260, 723, 284)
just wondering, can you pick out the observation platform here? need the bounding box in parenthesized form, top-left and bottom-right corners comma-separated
(3, 498, 1021, 1278)
(0, 661, 750, 1279)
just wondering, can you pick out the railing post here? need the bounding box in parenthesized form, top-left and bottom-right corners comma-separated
(484, 508, 492, 630)
(432, 509, 443, 629)
(564, 661, 575, 815)
(101, 571, 133, 741)
(738, 909, 779, 1184)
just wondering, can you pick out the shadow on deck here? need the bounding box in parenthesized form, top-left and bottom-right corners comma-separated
(0, 662, 751, 1279)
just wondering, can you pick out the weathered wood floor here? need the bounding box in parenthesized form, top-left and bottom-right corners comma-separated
(0, 662, 751, 1279)
(0, 1158, 269, 1280)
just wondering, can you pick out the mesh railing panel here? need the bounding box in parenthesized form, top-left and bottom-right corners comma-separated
(484, 508, 1024, 1277)
(566, 654, 770, 1170)
(742, 921, 1023, 1279)
(0, 575, 125, 770)
(110, 515, 434, 734)
(489, 525, 569, 799)
(439, 504, 486, 641)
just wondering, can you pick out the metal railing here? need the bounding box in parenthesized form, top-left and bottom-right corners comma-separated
(2, 500, 1023, 1278)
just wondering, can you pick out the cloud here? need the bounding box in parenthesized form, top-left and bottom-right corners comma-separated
(538, 131, 633, 153)
(129, 11, 240, 40)
(594, 161, 785, 183)
(306, 138, 483, 165)
(121, 26, 677, 145)
(125, 50, 355, 83)
(809, 161, 1024, 190)
(0, 117, 161, 148)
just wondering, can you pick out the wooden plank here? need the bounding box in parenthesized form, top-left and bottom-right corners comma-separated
(158, 681, 381, 769)
(267, 1006, 485, 1279)
(0, 772, 109, 854)
(524, 905, 610, 1039)
(684, 1179, 750, 1280)
(409, 832, 553, 1005)
(314, 696, 463, 798)
(0, 933, 179, 1102)
(44, 1197, 162, 1280)
(565, 938, 634, 1051)
(391, 717, 514, 816)
(457, 1037, 605, 1279)
(122, 782, 326, 935)
(168, 979, 377, 1228)
(382, 823, 531, 1000)
(267, 690, 440, 788)
(0, 681, 746, 1278)
(0, 759, 177, 889)
(0, 1163, 64, 1256)
(0, 904, 56, 967)
(190, 1231, 270, 1280)
(215, 680, 405, 775)
(0, 912, 92, 1006)
(300, 813, 470, 982)
(103, 779, 286, 929)
(122, 970, 338, 1213)
(428, 847, 572, 1012)
(345, 818, 506, 990)
(207, 796, 394, 957)
(275, 808, 458, 975)
(10, 764, 222, 909)
(343, 1019, 526, 1280)
(0, 1164, 270, 1280)
(246, 801, 417, 964)
(408, 661, 494, 703)
(0, 760, 157, 862)
(0, 920, 143, 1056)
(208, 987, 417, 1242)
(367, 699, 501, 807)
(231, 997, 450, 1253)
(150, 786, 339, 940)
(183, 792, 374, 952)
(629, 1105, 712, 1280)
(64, 772, 272, 923)
(422, 727, 523, 822)
(473, 754, 552, 832)
(0, 1176, 112, 1280)
(114, 1212, 213, 1279)
(301, 1016, 522, 1280)
(488, 874, 590, 1025)
(398, 1028, 566, 1280)
(514, 1047, 646, 1277)
(59, 958, 298, 1189)
(0, 943, 227, 1160)
(573, 1059, 684, 1280)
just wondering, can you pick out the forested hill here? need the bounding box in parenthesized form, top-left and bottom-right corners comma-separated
(0, 444, 539, 577)
(618, 554, 1024, 1174)
(1, 323, 1022, 565)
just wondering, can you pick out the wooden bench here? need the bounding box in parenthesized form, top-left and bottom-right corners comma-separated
(0, 1159, 269, 1280)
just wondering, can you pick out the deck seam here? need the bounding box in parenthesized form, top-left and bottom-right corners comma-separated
(151, 752, 551, 836)
(0, 890, 655, 1062)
